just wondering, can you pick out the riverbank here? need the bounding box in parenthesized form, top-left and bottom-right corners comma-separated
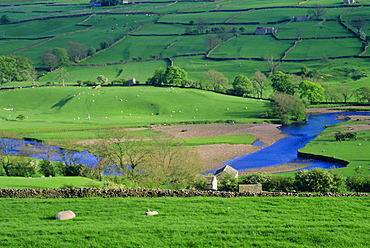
(152, 123, 287, 170)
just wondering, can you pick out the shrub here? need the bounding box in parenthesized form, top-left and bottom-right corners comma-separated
(269, 176, 295, 192)
(239, 172, 273, 191)
(39, 160, 55, 177)
(294, 168, 346, 193)
(217, 173, 238, 191)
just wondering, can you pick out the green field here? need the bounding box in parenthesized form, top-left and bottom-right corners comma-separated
(0, 197, 369, 247)
(299, 119, 370, 177)
(0, 176, 103, 189)
(1, 0, 369, 83)
(0, 86, 271, 137)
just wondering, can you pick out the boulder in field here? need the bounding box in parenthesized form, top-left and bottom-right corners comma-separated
(55, 210, 76, 220)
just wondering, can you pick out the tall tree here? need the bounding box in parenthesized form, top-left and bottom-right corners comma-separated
(143, 139, 207, 189)
(356, 87, 370, 104)
(40, 53, 58, 71)
(270, 71, 294, 95)
(0, 14, 11, 24)
(164, 66, 187, 86)
(52, 48, 70, 68)
(202, 70, 228, 92)
(272, 92, 306, 124)
(55, 67, 70, 86)
(252, 70, 268, 98)
(67, 41, 87, 62)
(298, 80, 325, 103)
(0, 55, 34, 83)
(93, 129, 149, 182)
(349, 16, 368, 33)
(146, 67, 165, 86)
(205, 34, 220, 49)
(97, 75, 108, 85)
(307, 4, 327, 19)
(337, 85, 353, 103)
(232, 75, 253, 96)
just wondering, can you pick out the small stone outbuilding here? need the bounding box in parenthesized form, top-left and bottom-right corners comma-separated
(205, 176, 218, 190)
(255, 27, 276, 35)
(214, 165, 239, 178)
(239, 184, 262, 193)
(343, 0, 356, 4)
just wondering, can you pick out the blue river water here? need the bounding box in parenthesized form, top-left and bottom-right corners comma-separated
(226, 112, 370, 172)
(1, 112, 369, 173)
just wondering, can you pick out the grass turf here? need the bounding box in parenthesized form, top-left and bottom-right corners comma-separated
(0, 176, 103, 189)
(0, 196, 368, 247)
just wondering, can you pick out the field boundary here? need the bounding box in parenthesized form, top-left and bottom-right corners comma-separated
(0, 187, 369, 198)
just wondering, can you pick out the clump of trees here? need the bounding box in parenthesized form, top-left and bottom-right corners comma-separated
(335, 131, 357, 141)
(0, 55, 35, 83)
(89, 129, 208, 189)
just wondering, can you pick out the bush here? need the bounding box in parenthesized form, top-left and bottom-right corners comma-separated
(217, 173, 238, 191)
(39, 160, 55, 177)
(269, 176, 295, 192)
(294, 168, 346, 193)
(239, 172, 273, 191)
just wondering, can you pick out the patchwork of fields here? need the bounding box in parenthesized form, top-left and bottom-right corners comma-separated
(1, 0, 369, 83)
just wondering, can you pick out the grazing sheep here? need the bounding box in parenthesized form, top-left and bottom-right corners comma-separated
(146, 209, 158, 216)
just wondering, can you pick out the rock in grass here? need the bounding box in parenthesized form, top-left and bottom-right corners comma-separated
(56, 210, 76, 220)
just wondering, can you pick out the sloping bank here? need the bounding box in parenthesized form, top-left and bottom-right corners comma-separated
(0, 188, 368, 198)
(297, 152, 349, 166)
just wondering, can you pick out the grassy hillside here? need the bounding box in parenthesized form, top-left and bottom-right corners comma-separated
(0, 197, 368, 247)
(0, 86, 271, 135)
(0, 0, 369, 84)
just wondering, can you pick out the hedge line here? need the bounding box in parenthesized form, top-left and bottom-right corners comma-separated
(0, 188, 369, 198)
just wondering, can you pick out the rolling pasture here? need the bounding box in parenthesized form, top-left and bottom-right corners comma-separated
(0, 0, 369, 83)
(0, 86, 270, 138)
(0, 197, 369, 247)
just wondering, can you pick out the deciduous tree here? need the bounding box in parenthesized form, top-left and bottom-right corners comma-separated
(0, 14, 11, 24)
(356, 86, 370, 104)
(40, 53, 58, 71)
(252, 70, 268, 98)
(67, 41, 87, 62)
(232, 75, 253, 96)
(271, 92, 306, 124)
(202, 70, 228, 92)
(298, 80, 325, 103)
(0, 55, 34, 83)
(307, 4, 327, 19)
(270, 71, 294, 95)
(164, 66, 187, 86)
(337, 85, 353, 103)
(97, 75, 108, 85)
(52, 48, 70, 68)
(349, 16, 368, 33)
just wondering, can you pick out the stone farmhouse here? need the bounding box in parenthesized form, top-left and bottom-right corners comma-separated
(294, 15, 310, 21)
(214, 165, 239, 178)
(255, 27, 276, 35)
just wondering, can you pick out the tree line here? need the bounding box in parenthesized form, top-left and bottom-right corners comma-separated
(0, 129, 208, 190)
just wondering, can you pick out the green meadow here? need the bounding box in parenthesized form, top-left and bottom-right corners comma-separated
(1, 0, 368, 84)
(0, 197, 369, 247)
(0, 86, 271, 137)
(299, 120, 370, 177)
(0, 176, 103, 189)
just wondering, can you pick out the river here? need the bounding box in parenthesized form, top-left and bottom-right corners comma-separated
(226, 112, 370, 172)
(1, 112, 369, 173)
